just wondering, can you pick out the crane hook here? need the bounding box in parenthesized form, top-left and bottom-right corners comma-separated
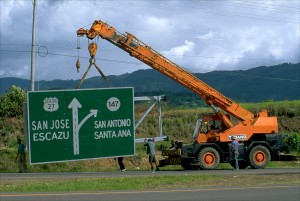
(76, 59, 80, 73)
(76, 36, 81, 73)
(88, 42, 98, 58)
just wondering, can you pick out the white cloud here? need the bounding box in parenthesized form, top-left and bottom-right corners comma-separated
(162, 40, 195, 58)
(195, 31, 217, 40)
(0, 0, 299, 80)
(144, 16, 172, 32)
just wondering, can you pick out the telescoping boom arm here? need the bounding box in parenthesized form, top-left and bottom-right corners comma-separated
(77, 20, 254, 126)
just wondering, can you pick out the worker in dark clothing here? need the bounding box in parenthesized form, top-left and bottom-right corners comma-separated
(117, 157, 126, 172)
(16, 138, 27, 173)
(231, 136, 239, 170)
(144, 138, 160, 173)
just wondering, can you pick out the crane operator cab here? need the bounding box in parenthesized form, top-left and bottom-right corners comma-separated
(193, 114, 225, 143)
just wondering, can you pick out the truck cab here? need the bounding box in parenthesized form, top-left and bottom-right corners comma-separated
(194, 114, 230, 143)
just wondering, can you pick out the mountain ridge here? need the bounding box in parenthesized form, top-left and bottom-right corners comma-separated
(1, 63, 299, 104)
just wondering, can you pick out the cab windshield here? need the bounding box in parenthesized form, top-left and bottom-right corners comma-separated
(199, 119, 222, 134)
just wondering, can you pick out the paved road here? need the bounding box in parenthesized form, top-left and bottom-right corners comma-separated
(1, 168, 299, 181)
(1, 185, 299, 201)
(1, 168, 299, 201)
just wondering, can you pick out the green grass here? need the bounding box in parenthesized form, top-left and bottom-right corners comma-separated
(0, 174, 218, 192)
(1, 173, 299, 193)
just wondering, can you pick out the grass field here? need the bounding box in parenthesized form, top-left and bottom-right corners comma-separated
(1, 172, 299, 193)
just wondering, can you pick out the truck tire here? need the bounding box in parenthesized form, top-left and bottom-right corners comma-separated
(249, 145, 271, 169)
(198, 147, 220, 170)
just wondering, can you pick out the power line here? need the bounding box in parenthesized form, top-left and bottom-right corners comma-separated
(245, 0, 300, 10)
(0, 49, 144, 65)
(0, 53, 298, 83)
(0, 48, 293, 63)
(225, 72, 300, 82)
(164, 54, 287, 62)
(101, 1, 299, 24)
(1, 48, 299, 79)
(223, 1, 300, 14)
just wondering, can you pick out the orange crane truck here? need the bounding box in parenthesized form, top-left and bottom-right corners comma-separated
(77, 20, 287, 170)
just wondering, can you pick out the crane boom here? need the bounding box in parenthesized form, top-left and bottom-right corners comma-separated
(77, 20, 254, 123)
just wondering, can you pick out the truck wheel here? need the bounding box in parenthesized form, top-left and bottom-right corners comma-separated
(249, 145, 271, 169)
(198, 147, 220, 170)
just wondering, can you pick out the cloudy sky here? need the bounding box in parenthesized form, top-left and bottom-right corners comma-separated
(0, 0, 299, 81)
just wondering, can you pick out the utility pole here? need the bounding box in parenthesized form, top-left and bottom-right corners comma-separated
(30, 0, 37, 91)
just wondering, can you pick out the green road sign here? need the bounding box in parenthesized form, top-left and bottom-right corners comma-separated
(27, 88, 134, 164)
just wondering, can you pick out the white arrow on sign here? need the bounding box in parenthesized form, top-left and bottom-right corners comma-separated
(68, 98, 98, 155)
(78, 109, 98, 129)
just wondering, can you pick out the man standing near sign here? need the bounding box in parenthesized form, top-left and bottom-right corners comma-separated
(16, 138, 28, 173)
(144, 138, 160, 173)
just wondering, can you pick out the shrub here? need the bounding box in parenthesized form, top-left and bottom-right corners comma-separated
(284, 132, 300, 154)
(0, 86, 26, 117)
